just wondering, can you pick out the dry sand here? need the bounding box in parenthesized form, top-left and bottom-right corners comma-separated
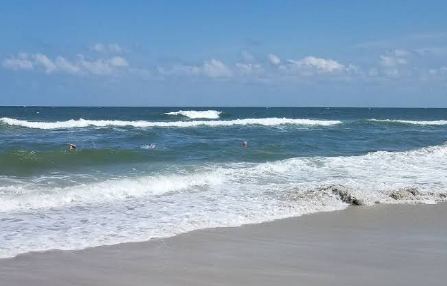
(1, 203, 446, 286)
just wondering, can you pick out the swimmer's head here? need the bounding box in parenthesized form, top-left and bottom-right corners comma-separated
(242, 141, 248, 147)
(68, 143, 77, 150)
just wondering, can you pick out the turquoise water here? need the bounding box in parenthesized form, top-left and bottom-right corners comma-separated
(1, 107, 447, 258)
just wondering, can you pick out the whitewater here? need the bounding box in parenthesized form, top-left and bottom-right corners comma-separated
(1, 106, 447, 259)
(164, 109, 222, 119)
(368, 119, 447, 126)
(0, 117, 341, 129)
(4, 117, 447, 130)
(1, 143, 447, 258)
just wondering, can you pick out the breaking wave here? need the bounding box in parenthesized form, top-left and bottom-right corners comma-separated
(1, 143, 447, 258)
(368, 119, 447, 126)
(165, 110, 222, 119)
(2, 142, 447, 213)
(0, 117, 341, 130)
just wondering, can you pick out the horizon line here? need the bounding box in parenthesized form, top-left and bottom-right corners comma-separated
(0, 105, 446, 109)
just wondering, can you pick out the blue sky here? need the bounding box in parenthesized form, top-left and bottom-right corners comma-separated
(1, 0, 447, 107)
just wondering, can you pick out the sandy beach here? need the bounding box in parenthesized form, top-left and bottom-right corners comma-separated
(3, 1, 447, 285)
(1, 203, 446, 286)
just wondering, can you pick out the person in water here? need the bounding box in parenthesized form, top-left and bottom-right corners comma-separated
(243, 141, 248, 148)
(68, 143, 77, 150)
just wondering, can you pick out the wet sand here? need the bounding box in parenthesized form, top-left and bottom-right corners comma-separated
(1, 203, 446, 286)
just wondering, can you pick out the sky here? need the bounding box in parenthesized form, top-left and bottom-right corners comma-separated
(1, 0, 447, 107)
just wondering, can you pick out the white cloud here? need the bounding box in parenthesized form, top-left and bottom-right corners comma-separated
(376, 53, 410, 78)
(2, 53, 129, 76)
(13, 50, 438, 83)
(4, 50, 360, 82)
(55, 56, 80, 74)
(380, 55, 407, 67)
(202, 59, 232, 78)
(159, 59, 232, 78)
(91, 43, 124, 53)
(33, 54, 57, 73)
(77, 55, 129, 75)
(268, 54, 281, 65)
(281, 56, 354, 75)
(379, 49, 411, 72)
(236, 63, 264, 76)
(2, 55, 34, 70)
(108, 56, 128, 67)
(300, 56, 344, 72)
(158, 55, 358, 82)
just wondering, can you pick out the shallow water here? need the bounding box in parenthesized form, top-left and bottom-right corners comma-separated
(1, 107, 447, 258)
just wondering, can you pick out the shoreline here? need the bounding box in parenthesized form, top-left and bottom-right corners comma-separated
(1, 203, 447, 285)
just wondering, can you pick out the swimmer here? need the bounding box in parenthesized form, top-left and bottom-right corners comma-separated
(68, 143, 77, 150)
(243, 141, 248, 148)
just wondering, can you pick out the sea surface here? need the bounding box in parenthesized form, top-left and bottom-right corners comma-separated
(1, 107, 447, 259)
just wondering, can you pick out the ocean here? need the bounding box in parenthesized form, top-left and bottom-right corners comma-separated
(1, 107, 447, 259)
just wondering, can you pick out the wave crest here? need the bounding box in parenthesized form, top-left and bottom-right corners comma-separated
(368, 119, 447, 126)
(0, 172, 224, 212)
(165, 110, 222, 119)
(0, 117, 341, 130)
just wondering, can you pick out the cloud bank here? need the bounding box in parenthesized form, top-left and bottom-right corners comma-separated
(3, 53, 129, 76)
(3, 45, 446, 84)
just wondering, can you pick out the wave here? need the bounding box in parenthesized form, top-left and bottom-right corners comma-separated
(0, 117, 341, 130)
(165, 110, 222, 119)
(368, 119, 447, 126)
(0, 172, 225, 212)
(1, 143, 447, 258)
(2, 143, 447, 212)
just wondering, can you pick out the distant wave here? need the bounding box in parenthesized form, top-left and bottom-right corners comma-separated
(0, 117, 342, 130)
(368, 119, 447, 126)
(165, 110, 222, 119)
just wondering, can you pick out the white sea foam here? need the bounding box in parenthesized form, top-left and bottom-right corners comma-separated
(165, 110, 222, 119)
(0, 173, 224, 212)
(369, 119, 447, 126)
(140, 144, 156, 149)
(0, 117, 341, 130)
(1, 143, 447, 259)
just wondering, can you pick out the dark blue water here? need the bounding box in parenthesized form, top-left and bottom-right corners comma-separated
(1, 107, 447, 258)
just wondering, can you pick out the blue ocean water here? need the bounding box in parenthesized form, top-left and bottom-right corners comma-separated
(1, 107, 447, 258)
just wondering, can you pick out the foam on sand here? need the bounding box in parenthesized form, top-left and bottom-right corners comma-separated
(2, 204, 445, 286)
